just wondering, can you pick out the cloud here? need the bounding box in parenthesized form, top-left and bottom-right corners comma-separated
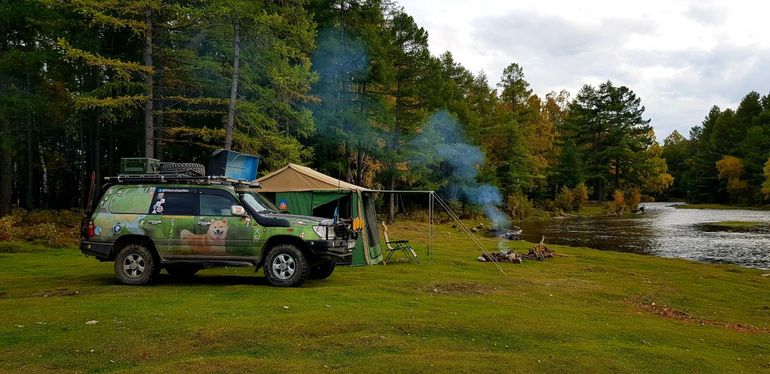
(685, 2, 726, 26)
(473, 12, 652, 59)
(400, 2, 770, 141)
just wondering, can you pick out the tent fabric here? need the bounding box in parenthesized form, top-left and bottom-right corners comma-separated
(256, 163, 370, 192)
(364, 195, 380, 246)
(311, 191, 347, 210)
(257, 164, 381, 266)
(274, 192, 313, 216)
(274, 191, 346, 216)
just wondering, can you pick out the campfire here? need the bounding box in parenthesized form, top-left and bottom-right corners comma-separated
(477, 237, 555, 264)
(478, 250, 523, 264)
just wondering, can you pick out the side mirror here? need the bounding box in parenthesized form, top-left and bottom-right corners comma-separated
(231, 205, 248, 217)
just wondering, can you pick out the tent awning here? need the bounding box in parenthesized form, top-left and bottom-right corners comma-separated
(256, 163, 371, 192)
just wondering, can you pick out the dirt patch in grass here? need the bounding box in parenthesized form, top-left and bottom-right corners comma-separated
(424, 281, 493, 295)
(632, 298, 769, 334)
(31, 288, 81, 298)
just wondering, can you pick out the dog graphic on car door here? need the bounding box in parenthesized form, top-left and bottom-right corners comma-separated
(180, 218, 229, 253)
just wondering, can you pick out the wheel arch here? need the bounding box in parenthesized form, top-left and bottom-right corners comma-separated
(259, 235, 311, 267)
(112, 235, 159, 261)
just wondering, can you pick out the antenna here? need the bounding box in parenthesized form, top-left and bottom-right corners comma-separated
(334, 170, 342, 224)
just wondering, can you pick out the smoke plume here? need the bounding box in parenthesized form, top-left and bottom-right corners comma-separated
(412, 111, 511, 229)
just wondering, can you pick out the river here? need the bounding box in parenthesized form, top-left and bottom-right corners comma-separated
(518, 202, 770, 270)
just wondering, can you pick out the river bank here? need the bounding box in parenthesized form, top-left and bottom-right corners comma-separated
(1, 221, 769, 372)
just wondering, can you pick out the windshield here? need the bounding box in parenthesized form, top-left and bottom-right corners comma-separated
(240, 192, 278, 214)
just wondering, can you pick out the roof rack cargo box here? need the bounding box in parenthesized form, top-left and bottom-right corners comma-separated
(208, 150, 259, 181)
(120, 158, 160, 174)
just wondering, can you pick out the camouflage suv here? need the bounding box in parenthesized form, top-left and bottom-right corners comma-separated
(80, 176, 355, 287)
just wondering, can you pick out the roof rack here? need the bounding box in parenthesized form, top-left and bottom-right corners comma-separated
(104, 174, 261, 188)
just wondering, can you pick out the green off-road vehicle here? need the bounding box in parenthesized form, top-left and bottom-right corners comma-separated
(80, 174, 356, 287)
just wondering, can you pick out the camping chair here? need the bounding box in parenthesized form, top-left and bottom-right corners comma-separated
(381, 221, 420, 264)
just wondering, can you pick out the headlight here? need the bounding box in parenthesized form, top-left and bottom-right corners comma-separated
(312, 225, 336, 239)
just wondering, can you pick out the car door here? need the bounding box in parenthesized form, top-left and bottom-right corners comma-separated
(195, 189, 253, 256)
(146, 187, 197, 257)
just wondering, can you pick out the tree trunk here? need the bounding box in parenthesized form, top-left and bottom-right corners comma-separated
(94, 119, 101, 187)
(107, 122, 114, 176)
(596, 180, 605, 202)
(387, 175, 395, 224)
(155, 65, 164, 160)
(37, 142, 48, 209)
(143, 7, 154, 158)
(25, 105, 33, 210)
(356, 145, 365, 186)
(0, 116, 12, 217)
(225, 19, 240, 151)
(388, 83, 402, 225)
(345, 141, 352, 183)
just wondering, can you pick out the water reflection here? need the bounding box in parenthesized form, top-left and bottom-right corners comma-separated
(518, 202, 770, 270)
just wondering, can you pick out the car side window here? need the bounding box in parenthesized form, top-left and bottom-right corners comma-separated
(150, 191, 195, 215)
(199, 193, 237, 216)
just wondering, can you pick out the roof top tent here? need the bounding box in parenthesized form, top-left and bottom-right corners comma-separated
(256, 164, 382, 266)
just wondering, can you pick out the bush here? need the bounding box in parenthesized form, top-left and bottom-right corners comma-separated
(506, 193, 535, 220)
(541, 199, 557, 212)
(627, 188, 641, 212)
(0, 215, 22, 241)
(555, 186, 575, 212)
(573, 182, 589, 209)
(0, 209, 81, 247)
(606, 190, 625, 216)
(460, 204, 483, 220)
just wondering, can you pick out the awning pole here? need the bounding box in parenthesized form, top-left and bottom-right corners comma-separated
(428, 191, 433, 265)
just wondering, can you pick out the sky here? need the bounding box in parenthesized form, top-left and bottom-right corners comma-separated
(398, 0, 770, 141)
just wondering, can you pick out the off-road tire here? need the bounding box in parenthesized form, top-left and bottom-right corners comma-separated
(309, 258, 335, 280)
(114, 244, 158, 285)
(263, 244, 309, 287)
(159, 162, 206, 176)
(165, 264, 201, 279)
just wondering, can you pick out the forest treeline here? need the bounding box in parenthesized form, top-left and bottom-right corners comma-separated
(662, 92, 770, 205)
(0, 0, 765, 220)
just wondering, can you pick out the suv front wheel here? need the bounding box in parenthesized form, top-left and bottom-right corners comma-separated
(264, 244, 309, 287)
(114, 244, 158, 285)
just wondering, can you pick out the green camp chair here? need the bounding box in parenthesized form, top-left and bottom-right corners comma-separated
(381, 221, 420, 264)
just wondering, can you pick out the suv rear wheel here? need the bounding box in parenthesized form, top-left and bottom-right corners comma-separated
(114, 244, 158, 285)
(263, 244, 309, 287)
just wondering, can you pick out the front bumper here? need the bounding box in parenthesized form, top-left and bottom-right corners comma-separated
(80, 240, 113, 261)
(306, 239, 355, 257)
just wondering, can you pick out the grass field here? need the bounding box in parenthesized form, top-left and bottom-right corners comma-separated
(1, 221, 769, 373)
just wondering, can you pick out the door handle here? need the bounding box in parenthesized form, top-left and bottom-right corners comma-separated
(197, 221, 211, 226)
(147, 220, 161, 225)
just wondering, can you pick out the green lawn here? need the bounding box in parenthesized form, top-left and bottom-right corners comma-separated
(1, 221, 769, 373)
